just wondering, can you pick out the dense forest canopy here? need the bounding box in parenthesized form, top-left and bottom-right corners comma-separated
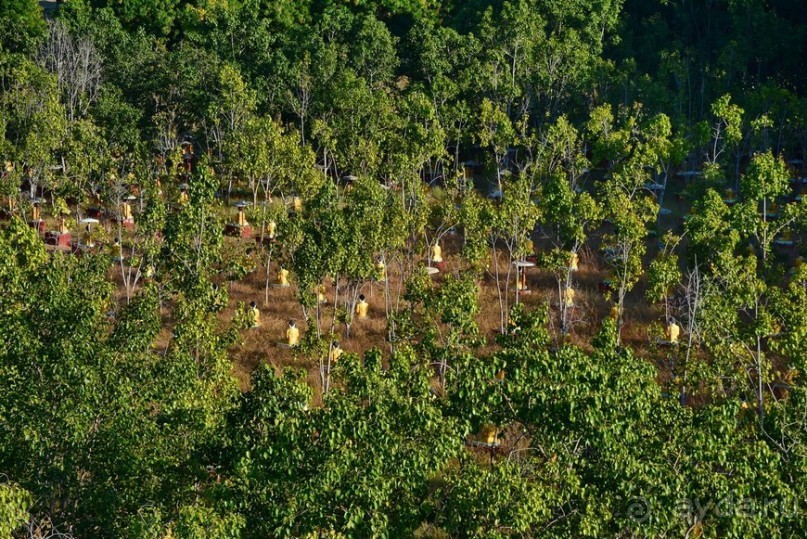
(1, 0, 806, 537)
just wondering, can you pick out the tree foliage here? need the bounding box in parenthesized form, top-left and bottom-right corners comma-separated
(1, 0, 806, 536)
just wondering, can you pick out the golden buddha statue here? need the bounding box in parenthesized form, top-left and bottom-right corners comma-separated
(355, 294, 369, 319)
(121, 201, 133, 220)
(248, 301, 261, 328)
(517, 270, 528, 291)
(82, 225, 94, 247)
(666, 321, 680, 344)
(375, 259, 386, 282)
(286, 320, 299, 347)
(328, 341, 343, 363)
(110, 239, 123, 261)
(267, 220, 277, 239)
(563, 287, 575, 307)
(316, 284, 327, 304)
(236, 206, 248, 227)
(431, 243, 443, 263)
(570, 252, 579, 271)
(31, 201, 41, 221)
(277, 267, 290, 287)
(479, 424, 497, 445)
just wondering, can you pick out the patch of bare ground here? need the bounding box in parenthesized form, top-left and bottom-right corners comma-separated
(98, 226, 677, 395)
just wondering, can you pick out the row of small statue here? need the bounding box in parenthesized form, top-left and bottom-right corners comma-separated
(28, 199, 135, 224)
(272, 261, 388, 290)
(233, 197, 302, 227)
(405, 242, 579, 300)
(0, 185, 372, 235)
(608, 304, 681, 344)
(246, 297, 367, 351)
(723, 185, 807, 210)
(227, 198, 302, 239)
(515, 253, 579, 293)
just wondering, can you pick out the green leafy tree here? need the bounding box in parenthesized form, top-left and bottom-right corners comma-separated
(206, 63, 257, 162)
(537, 170, 601, 336)
(160, 158, 224, 293)
(408, 21, 478, 175)
(226, 349, 462, 537)
(647, 232, 682, 324)
(706, 94, 744, 166)
(590, 104, 670, 339)
(95, 0, 182, 36)
(0, 57, 66, 200)
(488, 176, 540, 333)
(0, 217, 241, 534)
(476, 97, 516, 194)
(0, 482, 32, 537)
(734, 150, 802, 261)
(0, 0, 45, 53)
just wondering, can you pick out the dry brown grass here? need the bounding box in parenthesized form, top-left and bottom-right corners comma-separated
(24, 174, 806, 414)
(208, 235, 668, 391)
(93, 228, 674, 394)
(30, 196, 697, 395)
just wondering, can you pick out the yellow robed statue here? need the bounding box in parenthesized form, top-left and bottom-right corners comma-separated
(570, 252, 579, 271)
(316, 284, 327, 304)
(110, 239, 123, 261)
(431, 243, 443, 263)
(237, 206, 248, 227)
(517, 271, 528, 291)
(248, 301, 261, 328)
(121, 201, 133, 220)
(666, 321, 680, 344)
(355, 294, 369, 319)
(277, 267, 290, 287)
(563, 287, 575, 307)
(82, 225, 94, 248)
(286, 320, 299, 346)
(328, 341, 343, 363)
